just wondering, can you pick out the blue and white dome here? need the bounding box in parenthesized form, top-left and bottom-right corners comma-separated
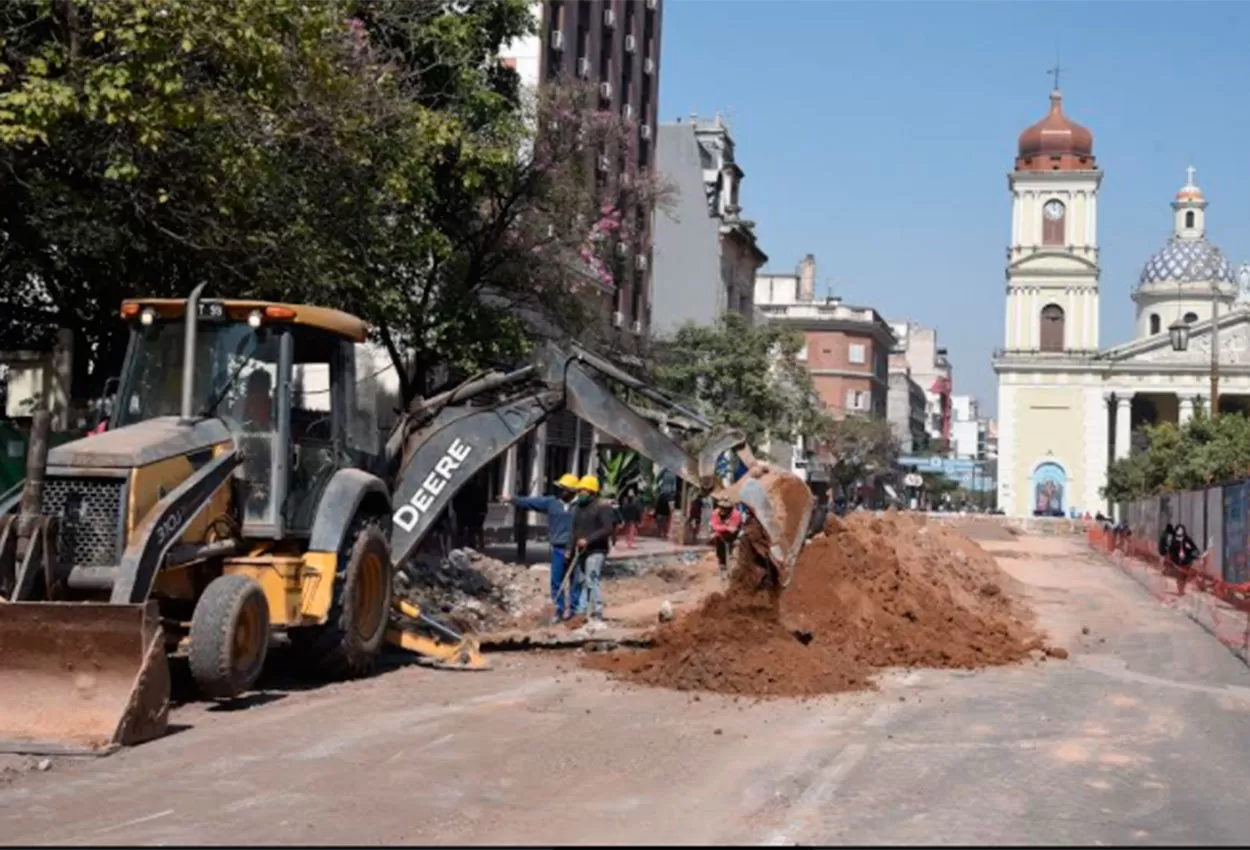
(1138, 237, 1234, 288)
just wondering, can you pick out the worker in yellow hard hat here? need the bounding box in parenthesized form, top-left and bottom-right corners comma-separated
(503, 472, 581, 624)
(568, 472, 616, 631)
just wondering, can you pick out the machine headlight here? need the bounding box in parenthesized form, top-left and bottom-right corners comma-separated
(247, 309, 263, 329)
(140, 308, 156, 326)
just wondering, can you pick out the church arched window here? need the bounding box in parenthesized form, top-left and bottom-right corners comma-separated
(1185, 211, 1195, 229)
(1042, 199, 1066, 246)
(1150, 314, 1160, 334)
(1039, 304, 1065, 352)
(1184, 311, 1198, 324)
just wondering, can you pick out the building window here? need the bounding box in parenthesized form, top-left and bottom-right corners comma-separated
(1042, 199, 1066, 246)
(1039, 303, 1065, 352)
(1149, 313, 1160, 335)
(1185, 210, 1195, 229)
(845, 389, 866, 412)
(848, 343, 866, 364)
(1184, 311, 1199, 324)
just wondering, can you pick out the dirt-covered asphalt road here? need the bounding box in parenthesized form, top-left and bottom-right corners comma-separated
(4, 530, 1250, 846)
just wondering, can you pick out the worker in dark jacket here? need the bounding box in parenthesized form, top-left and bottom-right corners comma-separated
(569, 474, 616, 628)
(506, 473, 580, 624)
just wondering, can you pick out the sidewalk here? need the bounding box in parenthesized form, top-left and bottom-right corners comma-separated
(1088, 529, 1250, 666)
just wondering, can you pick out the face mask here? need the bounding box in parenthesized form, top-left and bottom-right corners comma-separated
(577, 493, 593, 505)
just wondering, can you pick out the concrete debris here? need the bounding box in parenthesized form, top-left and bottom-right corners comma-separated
(658, 600, 674, 623)
(395, 548, 549, 634)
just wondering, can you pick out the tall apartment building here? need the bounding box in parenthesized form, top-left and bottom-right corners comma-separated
(888, 320, 952, 447)
(491, 1, 665, 537)
(886, 353, 928, 455)
(502, 0, 663, 347)
(650, 113, 767, 337)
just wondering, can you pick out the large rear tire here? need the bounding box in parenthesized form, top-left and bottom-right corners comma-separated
(189, 574, 271, 700)
(292, 521, 393, 680)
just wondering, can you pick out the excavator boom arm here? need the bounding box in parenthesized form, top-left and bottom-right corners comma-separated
(385, 342, 806, 578)
(388, 388, 563, 568)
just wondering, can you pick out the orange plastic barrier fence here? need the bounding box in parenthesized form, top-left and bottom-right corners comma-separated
(1087, 525, 1250, 656)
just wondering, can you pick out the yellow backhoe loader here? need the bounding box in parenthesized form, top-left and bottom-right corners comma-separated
(0, 286, 811, 755)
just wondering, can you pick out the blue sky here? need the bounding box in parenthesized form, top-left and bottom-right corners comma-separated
(657, 0, 1250, 416)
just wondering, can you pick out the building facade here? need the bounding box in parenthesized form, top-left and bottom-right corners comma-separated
(993, 83, 1249, 519)
(650, 114, 767, 336)
(501, 0, 663, 346)
(485, 1, 667, 534)
(887, 367, 928, 454)
(756, 257, 895, 419)
(949, 394, 984, 460)
(889, 320, 953, 445)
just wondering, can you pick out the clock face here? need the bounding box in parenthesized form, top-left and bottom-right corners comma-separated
(1044, 200, 1065, 221)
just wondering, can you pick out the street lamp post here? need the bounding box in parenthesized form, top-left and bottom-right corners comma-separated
(1169, 274, 1233, 417)
(1210, 278, 1221, 416)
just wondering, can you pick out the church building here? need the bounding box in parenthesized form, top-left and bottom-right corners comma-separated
(994, 84, 1248, 518)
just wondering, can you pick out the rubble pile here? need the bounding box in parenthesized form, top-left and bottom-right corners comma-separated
(586, 511, 1050, 697)
(396, 549, 548, 634)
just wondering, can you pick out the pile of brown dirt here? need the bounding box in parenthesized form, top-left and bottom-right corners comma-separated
(585, 511, 1045, 697)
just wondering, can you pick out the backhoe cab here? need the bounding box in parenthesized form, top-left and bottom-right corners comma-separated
(0, 288, 406, 754)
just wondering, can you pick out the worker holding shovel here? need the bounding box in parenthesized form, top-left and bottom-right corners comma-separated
(505, 473, 581, 624)
(569, 474, 617, 632)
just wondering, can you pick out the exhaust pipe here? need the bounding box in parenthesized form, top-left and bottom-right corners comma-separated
(179, 282, 208, 425)
(15, 410, 50, 547)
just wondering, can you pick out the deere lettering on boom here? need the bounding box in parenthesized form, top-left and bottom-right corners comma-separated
(0, 287, 811, 755)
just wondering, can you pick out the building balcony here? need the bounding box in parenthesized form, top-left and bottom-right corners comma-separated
(992, 347, 1101, 360)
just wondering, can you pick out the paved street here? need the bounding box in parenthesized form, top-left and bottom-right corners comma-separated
(3, 530, 1250, 846)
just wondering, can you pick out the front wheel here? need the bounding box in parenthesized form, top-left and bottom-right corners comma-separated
(189, 574, 271, 700)
(291, 522, 393, 679)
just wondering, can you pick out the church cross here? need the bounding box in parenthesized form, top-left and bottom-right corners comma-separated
(1047, 61, 1061, 92)
(1186, 164, 1197, 187)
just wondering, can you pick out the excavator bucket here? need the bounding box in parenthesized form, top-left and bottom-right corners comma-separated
(0, 601, 170, 755)
(718, 467, 813, 588)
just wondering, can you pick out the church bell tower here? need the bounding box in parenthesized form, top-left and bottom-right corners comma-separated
(1004, 79, 1102, 355)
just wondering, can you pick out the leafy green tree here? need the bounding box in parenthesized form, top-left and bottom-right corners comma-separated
(1102, 411, 1250, 503)
(821, 414, 899, 494)
(1, 0, 659, 403)
(649, 311, 828, 446)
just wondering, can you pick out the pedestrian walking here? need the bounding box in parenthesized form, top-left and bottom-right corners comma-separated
(619, 486, 642, 549)
(1168, 523, 1199, 568)
(654, 491, 673, 540)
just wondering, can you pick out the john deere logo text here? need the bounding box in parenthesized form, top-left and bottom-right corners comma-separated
(393, 438, 473, 533)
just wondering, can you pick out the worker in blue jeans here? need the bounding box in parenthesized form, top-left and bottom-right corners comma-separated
(505, 473, 580, 624)
(569, 474, 617, 630)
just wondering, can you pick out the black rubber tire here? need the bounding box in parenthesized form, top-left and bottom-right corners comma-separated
(189, 573, 271, 700)
(291, 521, 393, 680)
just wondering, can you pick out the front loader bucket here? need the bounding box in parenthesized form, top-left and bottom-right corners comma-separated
(0, 601, 170, 755)
(719, 469, 813, 588)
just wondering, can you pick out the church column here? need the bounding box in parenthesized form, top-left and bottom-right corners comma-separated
(1178, 394, 1196, 425)
(1112, 392, 1134, 521)
(1114, 392, 1134, 461)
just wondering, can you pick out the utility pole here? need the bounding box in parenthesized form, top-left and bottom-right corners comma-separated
(1211, 280, 1221, 416)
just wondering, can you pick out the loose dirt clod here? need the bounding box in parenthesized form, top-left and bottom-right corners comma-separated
(586, 511, 1041, 697)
